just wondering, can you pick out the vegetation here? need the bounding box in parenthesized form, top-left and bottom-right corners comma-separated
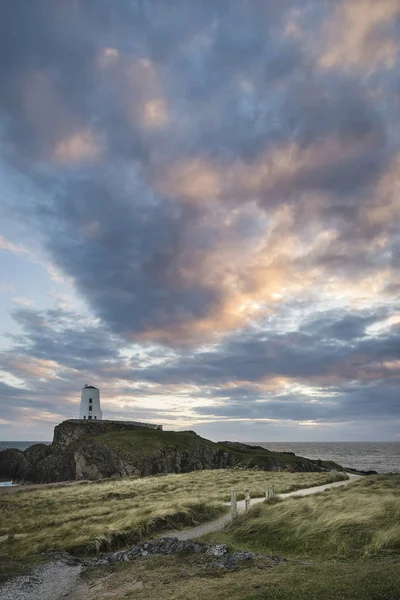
(77, 554, 400, 600)
(4, 423, 349, 483)
(1, 472, 399, 598)
(204, 474, 400, 559)
(0, 470, 345, 558)
(71, 474, 400, 600)
(90, 428, 207, 456)
(90, 427, 341, 471)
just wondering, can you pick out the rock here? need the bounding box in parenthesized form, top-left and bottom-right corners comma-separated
(0, 420, 340, 484)
(90, 537, 289, 571)
(0, 448, 23, 480)
(17, 445, 74, 483)
(206, 545, 228, 557)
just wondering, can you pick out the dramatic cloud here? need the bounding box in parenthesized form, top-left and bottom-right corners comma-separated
(0, 1, 399, 440)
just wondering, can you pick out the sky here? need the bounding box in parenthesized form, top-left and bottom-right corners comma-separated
(0, 0, 399, 442)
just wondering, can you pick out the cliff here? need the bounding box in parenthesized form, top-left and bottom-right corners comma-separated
(0, 420, 337, 484)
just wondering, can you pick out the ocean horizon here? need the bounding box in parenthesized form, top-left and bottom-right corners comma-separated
(255, 441, 399, 474)
(1, 440, 399, 477)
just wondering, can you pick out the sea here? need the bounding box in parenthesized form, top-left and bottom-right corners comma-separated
(0, 441, 50, 452)
(0, 441, 399, 486)
(256, 442, 400, 474)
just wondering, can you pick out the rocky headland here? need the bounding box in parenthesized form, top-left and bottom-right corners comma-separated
(0, 419, 346, 484)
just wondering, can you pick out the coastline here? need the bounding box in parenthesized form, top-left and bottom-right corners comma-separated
(2, 440, 398, 474)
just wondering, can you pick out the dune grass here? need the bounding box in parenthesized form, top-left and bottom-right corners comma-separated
(204, 474, 400, 559)
(76, 470, 400, 599)
(77, 554, 400, 600)
(2, 473, 398, 598)
(0, 470, 345, 557)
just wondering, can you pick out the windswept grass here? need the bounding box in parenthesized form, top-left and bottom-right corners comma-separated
(0, 470, 345, 557)
(76, 554, 400, 600)
(205, 474, 400, 559)
(2, 473, 398, 598)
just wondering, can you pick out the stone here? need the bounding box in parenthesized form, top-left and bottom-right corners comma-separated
(0, 420, 348, 484)
(0, 448, 23, 480)
(206, 545, 228, 557)
(91, 537, 275, 570)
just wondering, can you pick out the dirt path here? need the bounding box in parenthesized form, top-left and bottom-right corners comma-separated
(166, 472, 362, 541)
(0, 560, 83, 600)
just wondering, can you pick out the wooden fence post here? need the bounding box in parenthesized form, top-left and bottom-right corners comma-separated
(231, 489, 238, 519)
(244, 488, 251, 512)
(265, 486, 275, 499)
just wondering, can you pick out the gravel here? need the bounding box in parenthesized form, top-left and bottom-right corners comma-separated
(0, 556, 84, 600)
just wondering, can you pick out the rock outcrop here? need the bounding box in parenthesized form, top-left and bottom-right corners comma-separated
(0, 448, 23, 481)
(0, 420, 336, 484)
(92, 537, 290, 569)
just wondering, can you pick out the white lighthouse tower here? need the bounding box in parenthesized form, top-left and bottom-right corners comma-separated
(79, 384, 102, 421)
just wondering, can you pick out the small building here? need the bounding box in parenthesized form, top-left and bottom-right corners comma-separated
(79, 384, 102, 421)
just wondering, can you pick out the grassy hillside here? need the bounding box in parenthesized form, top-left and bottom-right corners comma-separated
(205, 474, 400, 558)
(0, 470, 345, 559)
(89, 427, 337, 472)
(76, 474, 400, 600)
(3, 424, 343, 484)
(90, 428, 206, 456)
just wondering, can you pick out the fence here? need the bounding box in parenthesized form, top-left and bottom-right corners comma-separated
(230, 485, 275, 518)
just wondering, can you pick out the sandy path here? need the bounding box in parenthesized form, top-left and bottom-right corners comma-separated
(167, 473, 362, 541)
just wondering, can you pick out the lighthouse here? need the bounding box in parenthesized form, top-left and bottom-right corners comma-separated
(79, 384, 102, 421)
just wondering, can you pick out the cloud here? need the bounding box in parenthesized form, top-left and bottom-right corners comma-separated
(193, 383, 400, 423)
(53, 128, 102, 165)
(132, 307, 400, 427)
(4, 308, 121, 371)
(0, 235, 30, 256)
(0, 380, 26, 399)
(0, 303, 399, 437)
(0, 1, 399, 438)
(12, 297, 35, 307)
(318, 0, 400, 72)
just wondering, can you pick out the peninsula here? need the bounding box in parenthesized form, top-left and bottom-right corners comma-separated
(0, 419, 340, 484)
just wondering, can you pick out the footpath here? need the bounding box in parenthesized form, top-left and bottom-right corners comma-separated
(167, 472, 362, 540)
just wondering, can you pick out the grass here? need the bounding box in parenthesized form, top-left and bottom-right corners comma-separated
(0, 470, 345, 557)
(2, 473, 399, 598)
(76, 554, 400, 600)
(75, 426, 342, 472)
(203, 474, 400, 559)
(90, 428, 205, 456)
(90, 473, 394, 600)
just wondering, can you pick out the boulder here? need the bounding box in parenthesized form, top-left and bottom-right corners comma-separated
(0, 448, 23, 480)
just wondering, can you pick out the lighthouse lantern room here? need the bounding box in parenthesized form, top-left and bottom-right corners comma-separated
(79, 384, 102, 421)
